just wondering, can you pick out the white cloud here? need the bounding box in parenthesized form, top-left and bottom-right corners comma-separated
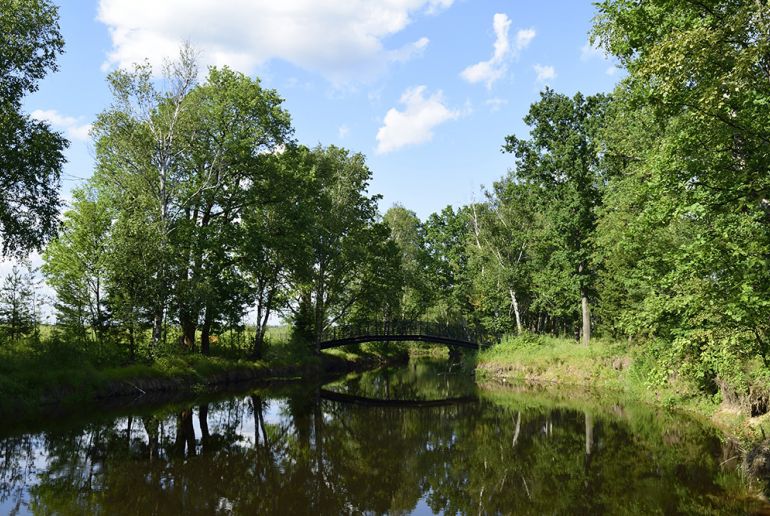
(97, 0, 452, 84)
(460, 14, 534, 89)
(338, 125, 350, 139)
(533, 64, 556, 83)
(516, 28, 536, 51)
(389, 36, 430, 63)
(485, 97, 508, 112)
(31, 110, 92, 142)
(376, 85, 460, 154)
(606, 65, 618, 76)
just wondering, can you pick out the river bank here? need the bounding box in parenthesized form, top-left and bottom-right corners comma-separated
(0, 342, 408, 419)
(475, 335, 770, 445)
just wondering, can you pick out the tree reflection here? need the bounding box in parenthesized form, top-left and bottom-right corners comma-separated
(0, 362, 763, 514)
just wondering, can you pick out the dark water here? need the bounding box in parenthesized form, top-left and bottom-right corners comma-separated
(0, 359, 766, 515)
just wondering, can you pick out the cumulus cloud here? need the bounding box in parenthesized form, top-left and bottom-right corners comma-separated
(97, 0, 452, 84)
(31, 110, 92, 142)
(516, 28, 536, 51)
(533, 64, 556, 83)
(460, 14, 534, 89)
(376, 86, 460, 154)
(338, 125, 350, 139)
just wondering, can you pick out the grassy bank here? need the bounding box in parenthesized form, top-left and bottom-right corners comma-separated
(0, 336, 408, 416)
(476, 334, 770, 443)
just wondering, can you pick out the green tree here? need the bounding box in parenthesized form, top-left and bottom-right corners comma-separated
(171, 66, 292, 354)
(422, 206, 472, 325)
(383, 204, 431, 320)
(0, 262, 38, 342)
(286, 145, 384, 353)
(42, 188, 111, 340)
(91, 47, 199, 351)
(592, 0, 770, 390)
(503, 89, 609, 345)
(0, 0, 67, 255)
(468, 179, 537, 334)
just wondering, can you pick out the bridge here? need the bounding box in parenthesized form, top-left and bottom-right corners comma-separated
(319, 320, 498, 351)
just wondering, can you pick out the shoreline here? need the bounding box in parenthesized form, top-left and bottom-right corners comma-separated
(476, 358, 767, 442)
(0, 347, 408, 424)
(475, 337, 770, 492)
(475, 338, 770, 443)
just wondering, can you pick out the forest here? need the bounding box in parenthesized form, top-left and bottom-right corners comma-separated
(1, 0, 769, 406)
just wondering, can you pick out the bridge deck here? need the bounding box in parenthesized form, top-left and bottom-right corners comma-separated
(319, 320, 497, 350)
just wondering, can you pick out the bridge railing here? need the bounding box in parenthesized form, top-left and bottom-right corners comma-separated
(321, 320, 499, 347)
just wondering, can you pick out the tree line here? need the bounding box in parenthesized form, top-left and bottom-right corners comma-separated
(386, 0, 770, 397)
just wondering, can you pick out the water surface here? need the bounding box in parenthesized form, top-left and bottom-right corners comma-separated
(0, 359, 764, 514)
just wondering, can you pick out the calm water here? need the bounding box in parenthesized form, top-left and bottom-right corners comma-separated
(0, 359, 766, 515)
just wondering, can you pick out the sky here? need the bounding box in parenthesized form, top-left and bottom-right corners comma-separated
(25, 0, 621, 222)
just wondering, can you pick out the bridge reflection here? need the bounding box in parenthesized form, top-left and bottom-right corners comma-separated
(319, 389, 479, 408)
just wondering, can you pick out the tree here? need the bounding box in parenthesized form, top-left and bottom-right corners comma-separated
(240, 150, 310, 358)
(469, 179, 537, 335)
(0, 262, 38, 342)
(422, 206, 472, 325)
(0, 0, 67, 256)
(592, 0, 770, 390)
(171, 66, 292, 355)
(286, 145, 383, 353)
(383, 205, 431, 320)
(91, 47, 198, 351)
(42, 188, 111, 340)
(503, 89, 609, 345)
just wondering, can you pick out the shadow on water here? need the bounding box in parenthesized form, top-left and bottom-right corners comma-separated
(0, 358, 768, 514)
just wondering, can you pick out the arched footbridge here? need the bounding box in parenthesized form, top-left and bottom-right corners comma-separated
(320, 320, 499, 351)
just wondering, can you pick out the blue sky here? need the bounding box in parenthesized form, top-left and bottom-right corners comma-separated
(25, 0, 621, 221)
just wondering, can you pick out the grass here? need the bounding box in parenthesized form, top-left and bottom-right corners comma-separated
(0, 327, 407, 416)
(476, 333, 770, 442)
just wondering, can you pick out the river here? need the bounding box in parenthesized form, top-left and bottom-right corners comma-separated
(0, 358, 766, 514)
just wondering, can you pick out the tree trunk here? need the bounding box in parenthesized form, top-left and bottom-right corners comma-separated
(253, 290, 273, 359)
(151, 308, 163, 350)
(581, 288, 591, 346)
(200, 306, 213, 356)
(180, 311, 197, 351)
(313, 266, 325, 356)
(509, 289, 523, 334)
(128, 325, 136, 360)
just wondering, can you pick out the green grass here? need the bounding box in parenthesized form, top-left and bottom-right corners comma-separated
(478, 333, 635, 389)
(476, 333, 770, 441)
(0, 327, 406, 416)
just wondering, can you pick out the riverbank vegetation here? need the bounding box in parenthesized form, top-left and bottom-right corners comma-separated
(1, 0, 770, 421)
(477, 334, 770, 441)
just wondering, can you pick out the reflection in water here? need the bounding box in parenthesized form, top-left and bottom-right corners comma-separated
(0, 360, 765, 514)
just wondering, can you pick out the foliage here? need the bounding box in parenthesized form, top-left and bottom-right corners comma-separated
(590, 0, 770, 399)
(0, 262, 39, 343)
(0, 0, 66, 255)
